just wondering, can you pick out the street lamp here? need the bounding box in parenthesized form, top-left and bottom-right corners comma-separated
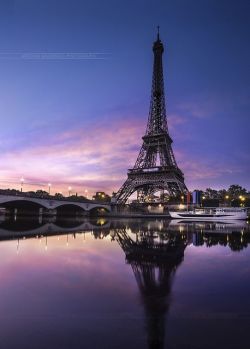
(84, 189, 88, 199)
(68, 186, 72, 196)
(48, 183, 51, 195)
(20, 177, 24, 192)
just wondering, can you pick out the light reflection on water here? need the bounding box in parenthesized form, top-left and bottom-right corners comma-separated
(0, 216, 249, 349)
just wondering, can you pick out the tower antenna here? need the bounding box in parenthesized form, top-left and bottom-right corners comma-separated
(157, 25, 160, 40)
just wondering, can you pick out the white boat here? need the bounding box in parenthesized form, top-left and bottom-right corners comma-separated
(169, 207, 248, 221)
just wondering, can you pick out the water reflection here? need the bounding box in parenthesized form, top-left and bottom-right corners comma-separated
(115, 228, 187, 349)
(0, 215, 249, 348)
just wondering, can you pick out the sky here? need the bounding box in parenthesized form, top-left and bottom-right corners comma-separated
(0, 0, 249, 196)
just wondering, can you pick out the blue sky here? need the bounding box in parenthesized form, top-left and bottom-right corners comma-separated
(0, 0, 249, 195)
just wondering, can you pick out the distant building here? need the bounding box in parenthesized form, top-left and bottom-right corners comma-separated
(192, 190, 202, 205)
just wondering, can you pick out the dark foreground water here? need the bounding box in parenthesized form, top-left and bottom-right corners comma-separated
(0, 216, 249, 349)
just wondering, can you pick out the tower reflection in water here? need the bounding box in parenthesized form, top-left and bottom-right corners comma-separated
(114, 226, 187, 349)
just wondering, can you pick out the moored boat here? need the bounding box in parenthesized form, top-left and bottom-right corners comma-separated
(169, 207, 248, 221)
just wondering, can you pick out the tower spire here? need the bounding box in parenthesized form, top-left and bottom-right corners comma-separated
(157, 25, 160, 41)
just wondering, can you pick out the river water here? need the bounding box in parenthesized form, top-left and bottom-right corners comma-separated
(0, 216, 249, 349)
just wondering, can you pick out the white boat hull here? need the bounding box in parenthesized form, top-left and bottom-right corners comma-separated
(169, 210, 247, 221)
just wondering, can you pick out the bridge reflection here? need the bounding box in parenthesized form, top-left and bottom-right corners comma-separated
(0, 215, 111, 240)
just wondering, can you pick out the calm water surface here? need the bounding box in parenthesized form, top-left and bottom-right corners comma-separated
(0, 216, 249, 349)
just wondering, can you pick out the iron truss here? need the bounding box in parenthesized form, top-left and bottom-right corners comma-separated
(116, 30, 188, 204)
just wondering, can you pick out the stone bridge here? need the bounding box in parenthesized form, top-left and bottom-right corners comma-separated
(0, 193, 111, 214)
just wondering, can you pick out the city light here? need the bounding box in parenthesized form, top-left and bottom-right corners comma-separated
(20, 177, 24, 192)
(68, 186, 72, 196)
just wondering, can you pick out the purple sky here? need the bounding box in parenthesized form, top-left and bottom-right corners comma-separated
(0, 0, 249, 196)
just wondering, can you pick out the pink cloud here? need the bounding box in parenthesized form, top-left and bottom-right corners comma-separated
(0, 116, 145, 195)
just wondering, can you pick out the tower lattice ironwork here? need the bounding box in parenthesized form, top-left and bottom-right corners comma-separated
(115, 29, 188, 204)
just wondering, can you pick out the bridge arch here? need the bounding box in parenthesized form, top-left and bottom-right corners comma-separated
(1, 199, 47, 215)
(56, 204, 86, 217)
(89, 206, 110, 216)
(0, 196, 51, 209)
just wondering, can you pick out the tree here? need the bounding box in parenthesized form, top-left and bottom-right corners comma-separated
(35, 190, 49, 197)
(204, 188, 219, 199)
(54, 193, 64, 198)
(217, 189, 227, 201)
(227, 185, 247, 199)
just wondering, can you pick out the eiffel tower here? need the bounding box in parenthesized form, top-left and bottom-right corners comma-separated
(115, 28, 187, 204)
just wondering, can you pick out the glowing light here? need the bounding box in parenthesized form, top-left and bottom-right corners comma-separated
(98, 218, 106, 226)
(68, 186, 72, 196)
(20, 177, 24, 192)
(179, 226, 184, 233)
